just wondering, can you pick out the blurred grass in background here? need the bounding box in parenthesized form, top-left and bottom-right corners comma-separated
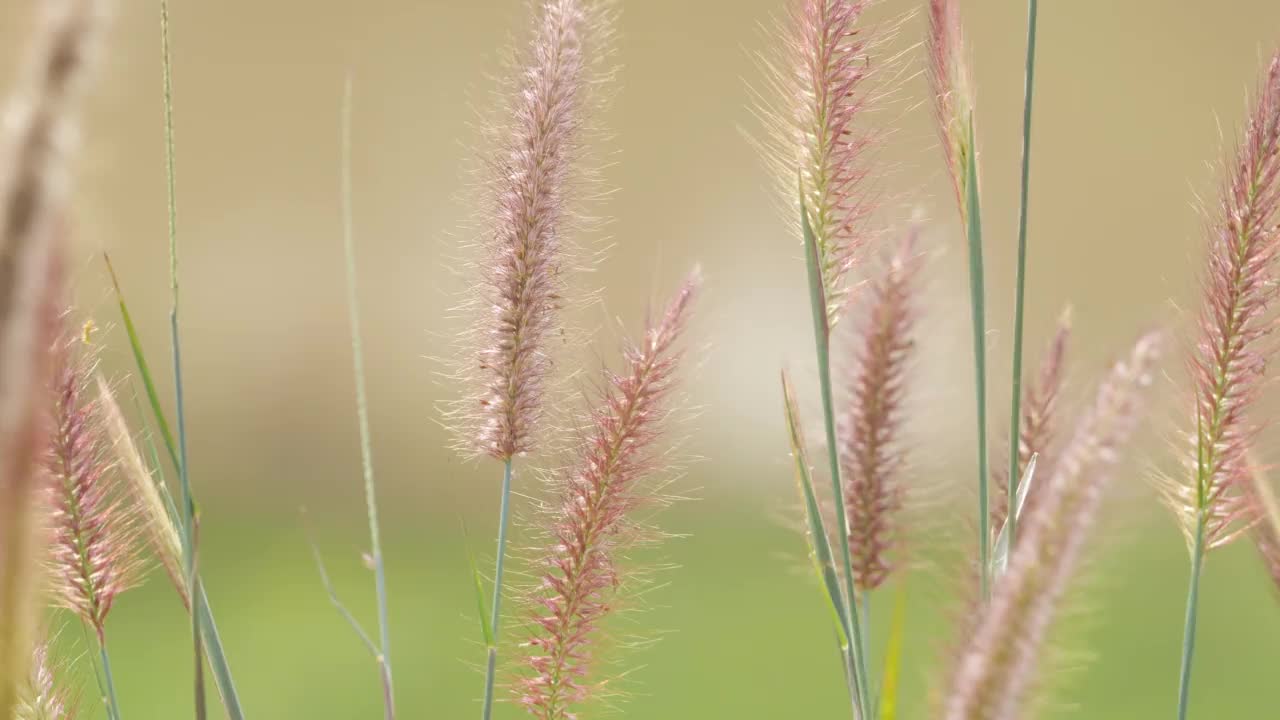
(4, 0, 1280, 717)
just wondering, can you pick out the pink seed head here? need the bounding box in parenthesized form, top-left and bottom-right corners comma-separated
(515, 270, 699, 719)
(840, 228, 922, 591)
(945, 331, 1161, 720)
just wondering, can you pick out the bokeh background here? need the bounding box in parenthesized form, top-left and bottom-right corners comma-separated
(4, 0, 1280, 717)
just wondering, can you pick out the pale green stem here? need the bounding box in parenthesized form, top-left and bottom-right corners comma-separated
(481, 458, 515, 720)
(802, 212, 871, 717)
(98, 633, 123, 720)
(1007, 0, 1040, 553)
(340, 76, 395, 720)
(963, 118, 990, 599)
(159, 4, 206, 717)
(1176, 515, 1206, 720)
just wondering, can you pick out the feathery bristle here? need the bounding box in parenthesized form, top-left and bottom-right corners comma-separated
(1163, 53, 1280, 551)
(758, 0, 890, 327)
(0, 0, 104, 711)
(991, 310, 1071, 531)
(839, 229, 922, 591)
(515, 271, 699, 719)
(1244, 459, 1280, 594)
(925, 0, 976, 218)
(96, 374, 185, 607)
(16, 642, 77, 720)
(456, 0, 612, 461)
(944, 332, 1161, 720)
(44, 323, 144, 636)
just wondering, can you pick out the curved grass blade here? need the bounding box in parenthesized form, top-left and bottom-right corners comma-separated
(991, 453, 1039, 579)
(101, 255, 245, 720)
(1007, 0, 1041, 553)
(782, 371, 851, 647)
(962, 115, 990, 599)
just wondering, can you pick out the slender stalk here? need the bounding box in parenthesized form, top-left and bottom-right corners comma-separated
(159, 4, 205, 717)
(802, 201, 871, 719)
(340, 76, 395, 720)
(962, 118, 990, 598)
(1007, 0, 1040, 552)
(481, 458, 514, 720)
(98, 634, 122, 720)
(1176, 514, 1206, 720)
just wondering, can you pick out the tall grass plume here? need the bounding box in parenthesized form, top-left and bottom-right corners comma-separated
(514, 272, 699, 720)
(840, 229, 923, 592)
(944, 331, 1161, 720)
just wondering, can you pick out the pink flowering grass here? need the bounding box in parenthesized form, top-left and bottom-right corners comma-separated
(515, 272, 699, 720)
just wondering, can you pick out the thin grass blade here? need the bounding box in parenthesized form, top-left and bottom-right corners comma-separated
(991, 453, 1039, 579)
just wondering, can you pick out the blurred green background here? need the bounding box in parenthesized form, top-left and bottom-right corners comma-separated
(4, 0, 1280, 717)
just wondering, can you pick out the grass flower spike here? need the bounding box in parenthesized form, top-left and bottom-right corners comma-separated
(762, 0, 885, 328)
(992, 311, 1071, 532)
(45, 323, 141, 720)
(1170, 52, 1280, 720)
(461, 0, 609, 461)
(46, 327, 144, 633)
(840, 230, 923, 592)
(458, 2, 615, 717)
(16, 642, 77, 720)
(945, 331, 1161, 720)
(1166, 54, 1280, 552)
(926, 0, 976, 218)
(0, 0, 105, 713)
(516, 271, 699, 720)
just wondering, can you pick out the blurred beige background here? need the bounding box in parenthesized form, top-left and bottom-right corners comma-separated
(2, 0, 1280, 718)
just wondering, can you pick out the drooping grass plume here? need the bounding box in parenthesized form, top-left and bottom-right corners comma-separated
(1166, 54, 1280, 720)
(944, 331, 1162, 720)
(96, 376, 184, 603)
(450, 3, 616, 718)
(758, 0, 890, 328)
(925, 0, 976, 219)
(991, 310, 1070, 532)
(16, 641, 77, 720)
(840, 229, 923, 593)
(515, 271, 699, 720)
(0, 0, 106, 714)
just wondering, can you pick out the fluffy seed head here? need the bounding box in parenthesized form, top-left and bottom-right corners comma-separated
(1160, 53, 1280, 551)
(96, 374, 186, 607)
(0, 0, 105, 710)
(926, 0, 976, 218)
(840, 229, 922, 591)
(515, 271, 699, 720)
(16, 642, 77, 720)
(758, 0, 892, 327)
(454, 0, 613, 461)
(944, 332, 1161, 720)
(44, 322, 145, 635)
(991, 310, 1071, 531)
